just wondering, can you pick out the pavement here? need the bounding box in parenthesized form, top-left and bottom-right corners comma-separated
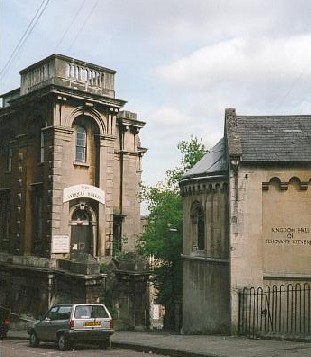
(6, 328, 311, 357)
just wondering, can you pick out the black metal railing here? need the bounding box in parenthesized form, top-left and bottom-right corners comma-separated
(238, 283, 311, 339)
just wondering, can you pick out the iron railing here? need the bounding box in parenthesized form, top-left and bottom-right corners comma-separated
(238, 283, 311, 339)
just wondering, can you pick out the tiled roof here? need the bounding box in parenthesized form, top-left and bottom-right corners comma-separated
(181, 110, 311, 182)
(236, 115, 311, 162)
(182, 138, 228, 179)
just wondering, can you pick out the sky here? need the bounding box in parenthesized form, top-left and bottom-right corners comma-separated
(1, 0, 311, 188)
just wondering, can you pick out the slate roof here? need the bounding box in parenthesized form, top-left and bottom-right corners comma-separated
(182, 110, 311, 181)
(182, 137, 228, 179)
(235, 115, 311, 162)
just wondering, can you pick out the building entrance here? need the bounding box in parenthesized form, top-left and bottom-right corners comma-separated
(70, 205, 93, 256)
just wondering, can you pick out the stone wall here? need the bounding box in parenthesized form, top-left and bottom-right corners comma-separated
(181, 179, 230, 334)
(183, 257, 230, 334)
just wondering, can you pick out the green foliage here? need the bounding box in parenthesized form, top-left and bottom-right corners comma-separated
(178, 135, 207, 170)
(100, 262, 110, 274)
(138, 188, 182, 258)
(138, 136, 207, 330)
(166, 135, 207, 187)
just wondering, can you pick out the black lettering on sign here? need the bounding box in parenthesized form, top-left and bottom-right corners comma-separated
(267, 226, 311, 247)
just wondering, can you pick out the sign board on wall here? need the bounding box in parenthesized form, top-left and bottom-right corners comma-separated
(52, 235, 70, 253)
(63, 184, 105, 205)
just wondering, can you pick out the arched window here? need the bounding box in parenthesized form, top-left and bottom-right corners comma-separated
(191, 201, 205, 251)
(197, 207, 205, 250)
(75, 126, 86, 162)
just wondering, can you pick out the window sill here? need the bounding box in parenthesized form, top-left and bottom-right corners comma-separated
(182, 254, 229, 264)
(73, 161, 89, 168)
(191, 249, 207, 258)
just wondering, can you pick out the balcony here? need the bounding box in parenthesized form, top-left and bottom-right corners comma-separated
(19, 54, 115, 98)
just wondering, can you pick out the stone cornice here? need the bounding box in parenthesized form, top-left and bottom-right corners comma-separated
(180, 179, 228, 197)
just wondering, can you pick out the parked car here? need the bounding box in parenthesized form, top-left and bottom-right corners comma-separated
(0, 306, 10, 339)
(28, 303, 113, 350)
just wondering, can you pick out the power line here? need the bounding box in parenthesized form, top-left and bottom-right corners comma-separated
(66, 0, 100, 53)
(54, 0, 87, 53)
(0, 0, 51, 81)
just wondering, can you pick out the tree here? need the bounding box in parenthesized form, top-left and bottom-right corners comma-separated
(138, 136, 206, 330)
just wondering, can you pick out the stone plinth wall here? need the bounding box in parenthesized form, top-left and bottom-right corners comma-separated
(182, 257, 230, 334)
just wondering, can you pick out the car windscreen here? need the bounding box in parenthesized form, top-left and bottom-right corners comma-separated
(74, 305, 109, 319)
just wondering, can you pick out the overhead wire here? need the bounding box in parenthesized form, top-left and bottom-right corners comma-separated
(270, 71, 306, 113)
(66, 0, 101, 53)
(0, 0, 51, 81)
(54, 0, 87, 53)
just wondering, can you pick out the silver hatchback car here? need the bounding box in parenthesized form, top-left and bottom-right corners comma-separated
(28, 303, 114, 350)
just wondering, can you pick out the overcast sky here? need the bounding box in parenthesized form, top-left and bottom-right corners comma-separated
(1, 0, 311, 187)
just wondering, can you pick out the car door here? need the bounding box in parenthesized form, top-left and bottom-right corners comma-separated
(37, 306, 59, 341)
(46, 305, 72, 341)
(38, 305, 72, 341)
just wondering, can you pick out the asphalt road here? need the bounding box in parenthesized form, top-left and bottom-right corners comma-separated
(0, 339, 164, 357)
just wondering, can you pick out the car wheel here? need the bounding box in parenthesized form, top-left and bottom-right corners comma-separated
(57, 334, 70, 351)
(29, 331, 39, 347)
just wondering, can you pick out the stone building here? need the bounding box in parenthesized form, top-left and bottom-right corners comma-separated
(180, 108, 311, 335)
(0, 54, 148, 322)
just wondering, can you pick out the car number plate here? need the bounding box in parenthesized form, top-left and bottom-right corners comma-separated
(84, 321, 101, 327)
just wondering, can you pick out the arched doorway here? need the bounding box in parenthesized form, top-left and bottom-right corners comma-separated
(70, 204, 94, 257)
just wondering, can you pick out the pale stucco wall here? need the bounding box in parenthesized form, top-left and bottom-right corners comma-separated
(229, 165, 311, 333)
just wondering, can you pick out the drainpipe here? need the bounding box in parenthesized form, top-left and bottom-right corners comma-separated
(118, 122, 125, 250)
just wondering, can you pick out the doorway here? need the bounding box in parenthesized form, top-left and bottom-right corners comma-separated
(70, 205, 93, 257)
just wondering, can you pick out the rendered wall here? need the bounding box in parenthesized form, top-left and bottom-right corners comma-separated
(229, 165, 311, 332)
(263, 176, 311, 277)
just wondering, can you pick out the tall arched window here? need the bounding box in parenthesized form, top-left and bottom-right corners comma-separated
(197, 207, 205, 250)
(75, 125, 86, 162)
(191, 201, 205, 251)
